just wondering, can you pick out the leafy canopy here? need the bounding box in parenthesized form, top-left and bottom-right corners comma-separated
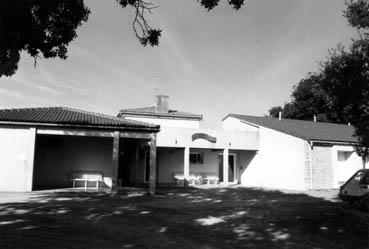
(268, 0, 369, 163)
(0, 0, 245, 77)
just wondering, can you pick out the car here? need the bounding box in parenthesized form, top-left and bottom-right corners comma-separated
(339, 169, 369, 211)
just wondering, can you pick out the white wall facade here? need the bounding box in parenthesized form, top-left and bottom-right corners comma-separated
(222, 117, 259, 132)
(223, 118, 307, 190)
(0, 127, 36, 192)
(223, 117, 368, 190)
(331, 144, 364, 188)
(257, 127, 306, 190)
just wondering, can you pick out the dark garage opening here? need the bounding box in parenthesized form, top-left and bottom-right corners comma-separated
(32, 134, 113, 190)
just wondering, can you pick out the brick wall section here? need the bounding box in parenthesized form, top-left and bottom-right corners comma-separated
(304, 142, 312, 190)
(311, 145, 334, 189)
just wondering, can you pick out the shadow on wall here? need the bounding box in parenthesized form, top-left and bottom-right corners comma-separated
(0, 187, 367, 249)
(238, 151, 257, 183)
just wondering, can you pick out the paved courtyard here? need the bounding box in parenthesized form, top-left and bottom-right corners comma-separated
(0, 186, 368, 249)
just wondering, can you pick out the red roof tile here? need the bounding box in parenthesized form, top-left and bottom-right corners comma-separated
(225, 114, 357, 143)
(0, 107, 159, 131)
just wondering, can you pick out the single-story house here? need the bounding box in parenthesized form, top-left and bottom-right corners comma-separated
(0, 96, 364, 193)
(222, 114, 365, 190)
(0, 107, 159, 193)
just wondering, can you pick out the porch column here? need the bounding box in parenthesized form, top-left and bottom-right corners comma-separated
(111, 131, 120, 194)
(25, 127, 36, 192)
(223, 148, 229, 184)
(149, 133, 157, 195)
(184, 146, 190, 179)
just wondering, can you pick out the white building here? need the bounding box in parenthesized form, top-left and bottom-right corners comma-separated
(223, 114, 365, 190)
(120, 95, 365, 190)
(118, 95, 259, 186)
(0, 96, 364, 192)
(0, 107, 159, 193)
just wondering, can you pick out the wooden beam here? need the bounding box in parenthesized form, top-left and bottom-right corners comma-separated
(37, 128, 115, 137)
(149, 133, 157, 195)
(120, 132, 152, 139)
(111, 131, 120, 194)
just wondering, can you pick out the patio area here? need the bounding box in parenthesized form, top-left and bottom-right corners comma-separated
(0, 186, 368, 249)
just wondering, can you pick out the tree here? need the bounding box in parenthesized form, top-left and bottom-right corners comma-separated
(0, 0, 90, 77)
(320, 39, 369, 168)
(268, 74, 333, 122)
(0, 0, 245, 77)
(268, 0, 369, 168)
(268, 106, 282, 118)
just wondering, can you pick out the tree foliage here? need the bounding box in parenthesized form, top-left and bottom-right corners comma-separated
(0, 0, 245, 77)
(268, 0, 369, 165)
(0, 0, 90, 77)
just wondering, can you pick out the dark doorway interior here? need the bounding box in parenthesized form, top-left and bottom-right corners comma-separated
(218, 154, 235, 182)
(118, 139, 149, 187)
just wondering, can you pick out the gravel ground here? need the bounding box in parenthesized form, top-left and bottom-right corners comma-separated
(0, 186, 368, 249)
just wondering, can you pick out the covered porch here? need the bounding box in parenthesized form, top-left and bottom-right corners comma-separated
(32, 129, 158, 194)
(156, 127, 259, 186)
(0, 107, 160, 194)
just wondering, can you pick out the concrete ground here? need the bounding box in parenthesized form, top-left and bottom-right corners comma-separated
(0, 186, 368, 249)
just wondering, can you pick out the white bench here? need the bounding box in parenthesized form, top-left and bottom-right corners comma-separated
(204, 176, 219, 185)
(69, 171, 103, 191)
(173, 172, 219, 186)
(173, 173, 202, 186)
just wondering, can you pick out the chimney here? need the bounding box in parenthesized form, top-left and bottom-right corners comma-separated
(313, 115, 317, 122)
(278, 111, 282, 121)
(155, 95, 169, 113)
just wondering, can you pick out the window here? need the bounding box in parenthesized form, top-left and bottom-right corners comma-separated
(190, 152, 204, 164)
(337, 151, 352, 162)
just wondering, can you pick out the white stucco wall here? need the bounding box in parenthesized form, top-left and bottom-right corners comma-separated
(258, 127, 306, 190)
(239, 150, 260, 186)
(222, 117, 259, 132)
(125, 116, 200, 129)
(0, 127, 36, 192)
(331, 144, 364, 188)
(224, 118, 307, 190)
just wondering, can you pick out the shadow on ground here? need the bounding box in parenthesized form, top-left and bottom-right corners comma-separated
(0, 187, 367, 249)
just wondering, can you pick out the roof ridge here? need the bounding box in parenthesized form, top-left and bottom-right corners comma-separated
(0, 106, 160, 129)
(227, 113, 350, 127)
(60, 107, 159, 128)
(119, 106, 203, 120)
(226, 113, 356, 143)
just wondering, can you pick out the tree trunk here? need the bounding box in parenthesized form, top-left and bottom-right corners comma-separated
(363, 155, 367, 169)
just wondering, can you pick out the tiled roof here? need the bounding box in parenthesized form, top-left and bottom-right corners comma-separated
(225, 114, 357, 143)
(0, 107, 160, 131)
(118, 106, 203, 120)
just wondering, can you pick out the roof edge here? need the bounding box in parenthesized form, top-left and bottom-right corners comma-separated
(0, 121, 160, 132)
(119, 112, 203, 121)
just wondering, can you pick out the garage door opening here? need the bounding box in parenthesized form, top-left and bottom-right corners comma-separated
(32, 134, 114, 191)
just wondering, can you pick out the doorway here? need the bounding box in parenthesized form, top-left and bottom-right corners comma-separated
(218, 154, 236, 182)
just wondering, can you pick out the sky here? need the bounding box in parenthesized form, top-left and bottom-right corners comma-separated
(0, 0, 359, 128)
